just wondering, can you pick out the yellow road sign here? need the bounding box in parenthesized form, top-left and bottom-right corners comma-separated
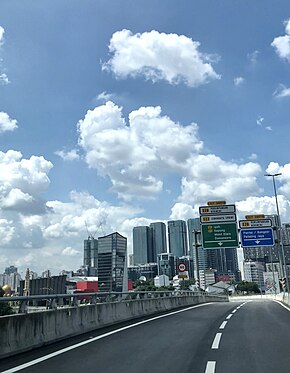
(245, 214, 265, 220)
(207, 201, 226, 206)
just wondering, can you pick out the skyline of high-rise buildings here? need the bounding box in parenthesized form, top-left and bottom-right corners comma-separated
(132, 217, 240, 282)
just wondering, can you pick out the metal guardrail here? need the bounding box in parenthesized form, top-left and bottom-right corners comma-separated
(0, 290, 222, 314)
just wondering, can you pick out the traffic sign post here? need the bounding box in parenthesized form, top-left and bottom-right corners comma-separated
(201, 222, 239, 249)
(240, 228, 274, 247)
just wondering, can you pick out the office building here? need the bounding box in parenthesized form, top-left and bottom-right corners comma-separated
(133, 226, 153, 264)
(187, 218, 207, 277)
(157, 253, 175, 279)
(97, 232, 127, 292)
(207, 247, 239, 281)
(149, 222, 167, 261)
(128, 263, 158, 281)
(168, 220, 188, 258)
(84, 236, 98, 276)
(242, 261, 265, 290)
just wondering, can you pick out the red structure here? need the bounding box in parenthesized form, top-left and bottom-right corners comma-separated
(76, 281, 99, 292)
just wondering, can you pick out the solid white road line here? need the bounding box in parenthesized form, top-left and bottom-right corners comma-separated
(205, 361, 216, 373)
(1, 302, 213, 373)
(211, 333, 222, 349)
(226, 313, 233, 320)
(219, 321, 228, 329)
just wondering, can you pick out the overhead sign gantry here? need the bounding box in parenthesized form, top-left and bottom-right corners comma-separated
(199, 201, 239, 249)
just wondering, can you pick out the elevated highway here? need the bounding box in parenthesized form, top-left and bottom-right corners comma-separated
(1, 297, 290, 373)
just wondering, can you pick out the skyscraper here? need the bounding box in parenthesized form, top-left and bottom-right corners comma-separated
(187, 218, 207, 278)
(149, 222, 167, 261)
(133, 226, 153, 264)
(168, 220, 188, 258)
(83, 236, 98, 276)
(97, 232, 127, 292)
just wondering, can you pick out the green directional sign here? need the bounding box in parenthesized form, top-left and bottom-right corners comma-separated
(201, 222, 239, 249)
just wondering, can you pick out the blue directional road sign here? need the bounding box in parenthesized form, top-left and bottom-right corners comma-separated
(240, 228, 274, 247)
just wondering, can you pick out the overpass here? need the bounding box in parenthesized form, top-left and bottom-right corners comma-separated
(1, 294, 290, 373)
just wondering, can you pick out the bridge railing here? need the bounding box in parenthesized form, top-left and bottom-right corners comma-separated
(0, 290, 226, 314)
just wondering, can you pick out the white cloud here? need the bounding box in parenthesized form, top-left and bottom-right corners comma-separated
(62, 247, 80, 256)
(256, 116, 264, 126)
(78, 101, 203, 201)
(0, 112, 17, 133)
(0, 150, 52, 214)
(234, 77, 244, 86)
(249, 153, 258, 161)
(0, 26, 4, 45)
(273, 84, 290, 98)
(96, 91, 114, 101)
(265, 126, 272, 131)
(271, 19, 290, 62)
(178, 154, 262, 206)
(0, 26, 9, 85)
(0, 73, 9, 85)
(103, 29, 220, 87)
(247, 50, 259, 64)
(55, 149, 79, 161)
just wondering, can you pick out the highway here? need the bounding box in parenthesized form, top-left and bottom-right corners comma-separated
(1, 300, 290, 373)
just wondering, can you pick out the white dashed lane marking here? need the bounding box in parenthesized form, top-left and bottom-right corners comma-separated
(205, 361, 216, 373)
(211, 333, 222, 349)
(219, 321, 228, 329)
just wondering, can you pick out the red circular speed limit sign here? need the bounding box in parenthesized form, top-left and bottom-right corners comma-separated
(178, 263, 186, 272)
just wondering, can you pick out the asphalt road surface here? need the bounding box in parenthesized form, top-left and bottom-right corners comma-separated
(1, 300, 290, 373)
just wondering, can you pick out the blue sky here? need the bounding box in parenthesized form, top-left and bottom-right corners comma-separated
(1, 1, 290, 275)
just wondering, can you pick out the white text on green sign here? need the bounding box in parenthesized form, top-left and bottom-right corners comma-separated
(201, 222, 239, 249)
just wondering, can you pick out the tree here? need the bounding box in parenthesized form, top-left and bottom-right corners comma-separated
(236, 281, 260, 294)
(179, 279, 196, 290)
(0, 287, 13, 316)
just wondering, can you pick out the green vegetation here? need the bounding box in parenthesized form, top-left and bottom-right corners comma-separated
(179, 279, 195, 290)
(0, 302, 14, 316)
(0, 287, 13, 316)
(236, 281, 260, 294)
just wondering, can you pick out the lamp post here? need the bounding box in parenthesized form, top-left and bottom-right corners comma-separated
(265, 172, 289, 293)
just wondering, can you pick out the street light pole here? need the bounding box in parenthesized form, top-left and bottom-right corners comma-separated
(265, 173, 289, 293)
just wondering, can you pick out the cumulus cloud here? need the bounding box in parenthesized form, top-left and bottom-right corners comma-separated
(234, 77, 244, 86)
(55, 149, 79, 161)
(78, 101, 203, 200)
(236, 195, 290, 222)
(0, 112, 18, 133)
(178, 154, 262, 206)
(273, 84, 290, 98)
(0, 26, 9, 85)
(271, 19, 290, 62)
(0, 150, 52, 214)
(265, 162, 290, 199)
(103, 29, 220, 87)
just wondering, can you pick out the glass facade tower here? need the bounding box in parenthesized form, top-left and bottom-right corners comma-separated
(97, 232, 127, 292)
(168, 220, 188, 258)
(149, 222, 167, 262)
(133, 226, 153, 264)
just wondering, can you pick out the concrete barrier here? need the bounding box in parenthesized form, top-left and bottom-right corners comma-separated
(0, 293, 227, 359)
